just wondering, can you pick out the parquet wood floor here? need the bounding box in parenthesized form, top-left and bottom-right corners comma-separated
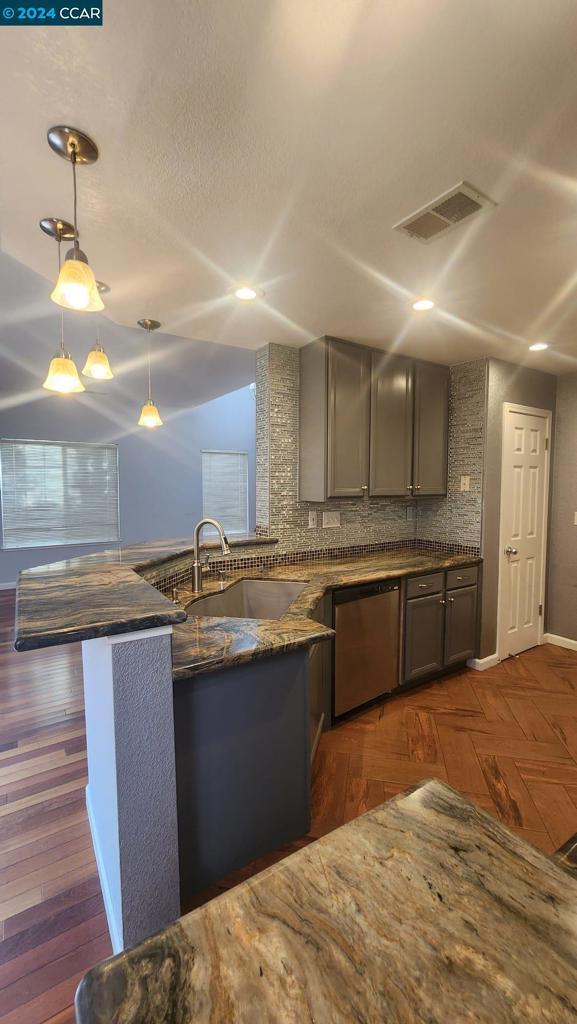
(1, 585, 577, 1021)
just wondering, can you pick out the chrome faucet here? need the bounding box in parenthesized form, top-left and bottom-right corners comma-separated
(191, 518, 230, 592)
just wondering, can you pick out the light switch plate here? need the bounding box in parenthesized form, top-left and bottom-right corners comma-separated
(308, 510, 318, 529)
(322, 511, 341, 528)
(460, 475, 471, 492)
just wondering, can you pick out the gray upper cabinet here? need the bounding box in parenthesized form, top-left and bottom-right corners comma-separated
(327, 339, 371, 497)
(413, 362, 449, 496)
(299, 337, 448, 501)
(370, 353, 413, 496)
(299, 336, 370, 501)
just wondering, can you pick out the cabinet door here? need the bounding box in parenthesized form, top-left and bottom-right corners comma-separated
(445, 585, 478, 666)
(404, 593, 445, 683)
(327, 340, 371, 497)
(413, 362, 449, 496)
(369, 353, 414, 496)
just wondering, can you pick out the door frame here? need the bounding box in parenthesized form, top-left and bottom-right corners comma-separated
(496, 402, 552, 662)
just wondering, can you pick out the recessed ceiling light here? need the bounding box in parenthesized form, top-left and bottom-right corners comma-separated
(231, 285, 264, 301)
(529, 341, 549, 352)
(412, 298, 435, 311)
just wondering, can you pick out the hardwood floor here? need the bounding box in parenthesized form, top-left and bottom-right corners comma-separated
(1, 585, 577, 1020)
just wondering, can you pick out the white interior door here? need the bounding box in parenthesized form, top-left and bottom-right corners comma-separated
(498, 404, 551, 659)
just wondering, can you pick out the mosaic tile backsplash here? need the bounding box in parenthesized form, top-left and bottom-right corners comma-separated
(151, 537, 481, 597)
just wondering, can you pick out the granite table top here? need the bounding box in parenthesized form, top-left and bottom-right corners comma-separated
(75, 779, 577, 1023)
(15, 542, 480, 679)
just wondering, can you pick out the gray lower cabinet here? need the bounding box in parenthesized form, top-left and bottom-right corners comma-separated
(404, 592, 446, 682)
(404, 570, 479, 683)
(370, 352, 413, 496)
(413, 362, 449, 496)
(445, 584, 478, 665)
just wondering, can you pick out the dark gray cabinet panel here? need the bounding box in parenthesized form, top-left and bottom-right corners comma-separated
(445, 585, 478, 666)
(299, 339, 328, 502)
(413, 362, 449, 496)
(369, 353, 413, 496)
(327, 340, 371, 497)
(404, 593, 445, 682)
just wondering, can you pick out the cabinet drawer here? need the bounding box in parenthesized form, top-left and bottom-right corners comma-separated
(406, 573, 444, 599)
(447, 566, 478, 590)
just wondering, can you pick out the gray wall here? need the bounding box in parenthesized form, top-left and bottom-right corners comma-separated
(0, 385, 256, 584)
(548, 372, 577, 641)
(480, 358, 557, 658)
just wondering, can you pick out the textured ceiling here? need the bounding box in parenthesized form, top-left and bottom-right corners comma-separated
(1, 0, 577, 373)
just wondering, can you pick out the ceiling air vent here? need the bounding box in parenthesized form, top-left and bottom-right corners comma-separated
(393, 181, 496, 244)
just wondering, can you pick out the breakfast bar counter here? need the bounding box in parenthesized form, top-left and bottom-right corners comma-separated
(75, 778, 577, 1023)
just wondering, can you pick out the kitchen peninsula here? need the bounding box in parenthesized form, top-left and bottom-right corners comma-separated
(14, 537, 481, 955)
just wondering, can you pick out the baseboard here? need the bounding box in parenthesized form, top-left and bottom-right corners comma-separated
(467, 652, 499, 671)
(85, 784, 123, 955)
(543, 633, 577, 652)
(0, 582, 16, 591)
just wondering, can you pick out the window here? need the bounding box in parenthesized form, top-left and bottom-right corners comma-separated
(201, 450, 248, 536)
(0, 439, 120, 549)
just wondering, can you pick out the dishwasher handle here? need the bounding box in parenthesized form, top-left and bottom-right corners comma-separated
(333, 580, 400, 606)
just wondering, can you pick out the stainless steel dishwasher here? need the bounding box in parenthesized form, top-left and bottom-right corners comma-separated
(333, 580, 400, 718)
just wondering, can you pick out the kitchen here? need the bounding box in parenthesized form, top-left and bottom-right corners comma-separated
(1, 2, 577, 1021)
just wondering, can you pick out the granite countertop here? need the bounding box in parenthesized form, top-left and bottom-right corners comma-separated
(15, 541, 480, 677)
(13, 534, 274, 652)
(173, 548, 481, 678)
(75, 779, 577, 1023)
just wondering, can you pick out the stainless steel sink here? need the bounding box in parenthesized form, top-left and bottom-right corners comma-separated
(186, 579, 307, 619)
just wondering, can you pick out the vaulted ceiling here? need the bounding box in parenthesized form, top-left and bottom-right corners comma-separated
(1, 0, 577, 373)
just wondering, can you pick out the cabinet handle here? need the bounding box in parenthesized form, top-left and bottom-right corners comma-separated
(456, 576, 463, 581)
(418, 583, 429, 589)
(361, 484, 368, 492)
(448, 596, 455, 603)
(439, 599, 446, 605)
(407, 484, 413, 491)
(415, 484, 421, 490)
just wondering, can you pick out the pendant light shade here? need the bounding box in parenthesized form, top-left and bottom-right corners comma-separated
(47, 126, 103, 313)
(82, 336, 114, 379)
(137, 318, 163, 429)
(51, 249, 104, 312)
(43, 352, 85, 394)
(138, 400, 163, 428)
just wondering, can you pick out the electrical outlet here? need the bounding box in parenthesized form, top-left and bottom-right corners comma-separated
(308, 510, 318, 529)
(322, 511, 341, 528)
(405, 505, 416, 521)
(460, 475, 471, 492)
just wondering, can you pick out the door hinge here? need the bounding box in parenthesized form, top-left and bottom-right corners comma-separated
(539, 603, 543, 616)
(545, 437, 549, 451)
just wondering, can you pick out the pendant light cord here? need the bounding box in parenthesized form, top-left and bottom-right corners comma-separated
(57, 231, 65, 356)
(147, 335, 152, 402)
(146, 333, 151, 401)
(71, 145, 79, 249)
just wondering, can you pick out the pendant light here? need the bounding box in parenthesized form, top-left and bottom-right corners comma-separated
(137, 319, 163, 428)
(41, 219, 85, 394)
(83, 330, 114, 380)
(43, 312, 85, 394)
(47, 126, 104, 313)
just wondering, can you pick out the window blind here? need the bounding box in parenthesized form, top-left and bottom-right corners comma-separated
(0, 439, 120, 549)
(201, 450, 248, 536)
